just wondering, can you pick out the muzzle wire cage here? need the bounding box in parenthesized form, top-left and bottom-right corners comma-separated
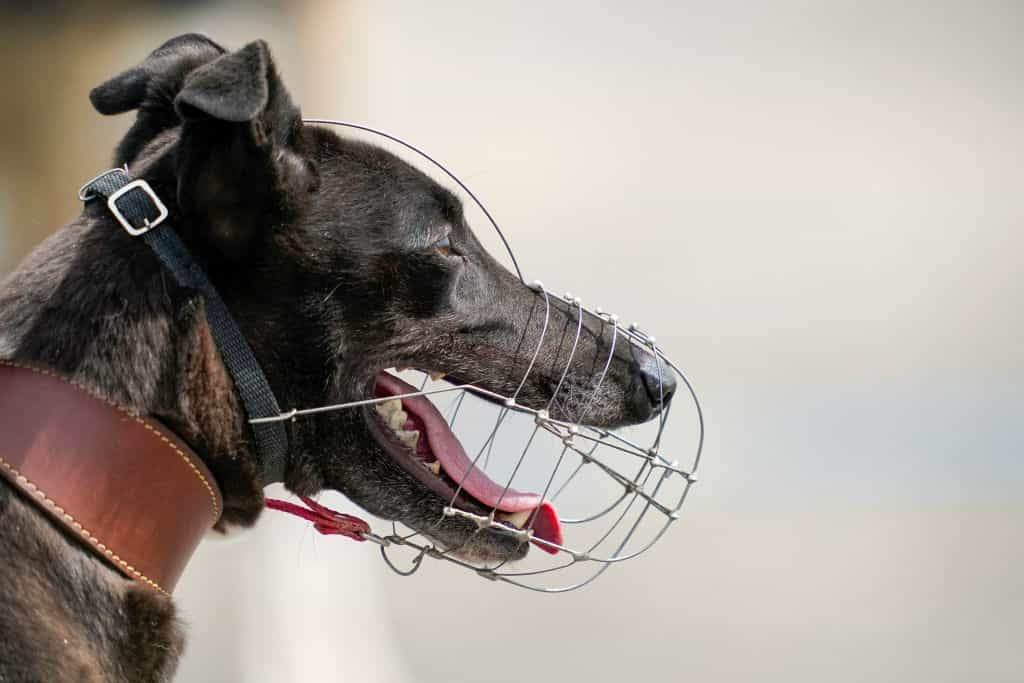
(256, 119, 705, 593)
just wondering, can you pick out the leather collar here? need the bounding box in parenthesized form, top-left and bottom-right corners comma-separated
(0, 362, 222, 596)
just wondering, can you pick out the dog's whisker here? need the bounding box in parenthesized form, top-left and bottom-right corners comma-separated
(322, 280, 346, 304)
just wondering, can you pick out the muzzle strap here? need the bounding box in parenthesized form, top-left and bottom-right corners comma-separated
(265, 496, 370, 541)
(79, 168, 290, 484)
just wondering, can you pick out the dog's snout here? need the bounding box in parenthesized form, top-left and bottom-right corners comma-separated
(631, 355, 676, 420)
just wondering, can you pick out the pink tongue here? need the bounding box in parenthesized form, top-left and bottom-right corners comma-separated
(529, 502, 563, 554)
(375, 373, 563, 554)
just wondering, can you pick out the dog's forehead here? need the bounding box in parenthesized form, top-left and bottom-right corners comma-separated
(311, 128, 464, 233)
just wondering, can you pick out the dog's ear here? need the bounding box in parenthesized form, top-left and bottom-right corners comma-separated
(89, 33, 226, 115)
(172, 40, 319, 261)
(90, 33, 227, 165)
(174, 41, 270, 123)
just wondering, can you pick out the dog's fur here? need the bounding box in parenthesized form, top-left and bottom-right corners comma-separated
(0, 35, 670, 681)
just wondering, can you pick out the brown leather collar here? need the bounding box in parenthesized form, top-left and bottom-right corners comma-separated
(0, 362, 222, 596)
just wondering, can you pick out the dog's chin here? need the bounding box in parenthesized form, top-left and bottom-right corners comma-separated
(418, 522, 531, 564)
(338, 367, 563, 564)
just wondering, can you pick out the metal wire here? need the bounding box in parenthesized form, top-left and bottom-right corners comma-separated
(258, 119, 706, 592)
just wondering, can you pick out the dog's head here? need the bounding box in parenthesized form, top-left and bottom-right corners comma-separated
(91, 35, 675, 562)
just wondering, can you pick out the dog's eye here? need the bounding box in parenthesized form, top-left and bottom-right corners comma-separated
(433, 235, 455, 258)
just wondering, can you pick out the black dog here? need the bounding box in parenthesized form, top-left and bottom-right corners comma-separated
(0, 34, 672, 681)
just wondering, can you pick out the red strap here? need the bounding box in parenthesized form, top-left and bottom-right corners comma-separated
(265, 496, 370, 541)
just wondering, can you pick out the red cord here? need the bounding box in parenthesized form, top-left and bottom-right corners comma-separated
(265, 496, 370, 542)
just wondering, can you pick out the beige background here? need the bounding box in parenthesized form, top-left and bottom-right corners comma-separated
(1, 1, 1021, 681)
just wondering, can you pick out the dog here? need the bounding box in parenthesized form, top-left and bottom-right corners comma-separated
(0, 34, 674, 681)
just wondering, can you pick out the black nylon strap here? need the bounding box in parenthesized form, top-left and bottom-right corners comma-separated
(80, 168, 289, 483)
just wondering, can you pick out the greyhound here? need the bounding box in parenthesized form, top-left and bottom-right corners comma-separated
(0, 34, 673, 681)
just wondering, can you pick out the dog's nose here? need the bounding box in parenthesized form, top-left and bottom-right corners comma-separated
(631, 354, 677, 420)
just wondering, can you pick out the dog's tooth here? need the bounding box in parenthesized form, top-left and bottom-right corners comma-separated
(427, 460, 441, 476)
(429, 371, 447, 382)
(388, 409, 408, 431)
(398, 430, 419, 450)
(496, 509, 532, 529)
(375, 399, 401, 420)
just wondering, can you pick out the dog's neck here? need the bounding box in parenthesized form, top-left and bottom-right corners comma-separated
(0, 209, 233, 680)
(0, 203, 267, 529)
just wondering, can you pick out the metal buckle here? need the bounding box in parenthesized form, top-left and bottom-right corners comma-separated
(106, 180, 168, 237)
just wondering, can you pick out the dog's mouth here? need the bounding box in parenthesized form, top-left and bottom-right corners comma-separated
(363, 370, 563, 555)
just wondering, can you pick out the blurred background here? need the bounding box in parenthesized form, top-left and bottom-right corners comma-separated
(1, 1, 1022, 681)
